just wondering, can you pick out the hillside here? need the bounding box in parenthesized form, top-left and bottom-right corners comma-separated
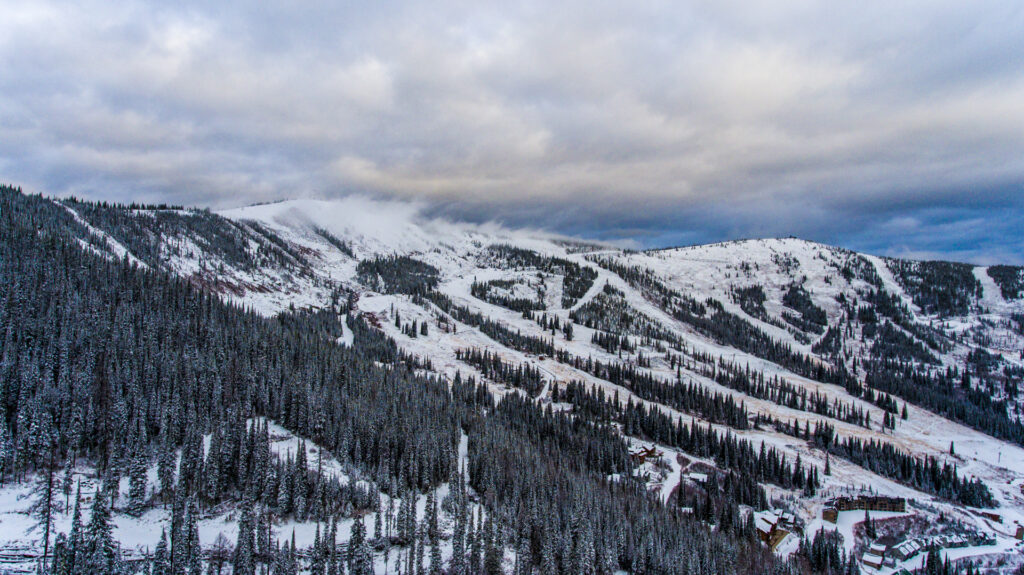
(2, 185, 1023, 574)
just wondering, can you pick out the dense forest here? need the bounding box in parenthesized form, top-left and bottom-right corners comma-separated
(988, 265, 1024, 301)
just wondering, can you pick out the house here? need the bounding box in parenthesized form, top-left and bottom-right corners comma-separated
(868, 542, 887, 557)
(946, 535, 968, 549)
(687, 472, 709, 483)
(1014, 525, 1023, 540)
(890, 539, 922, 561)
(756, 517, 776, 543)
(629, 446, 663, 465)
(862, 552, 884, 569)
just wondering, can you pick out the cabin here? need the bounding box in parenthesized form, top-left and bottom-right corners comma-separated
(686, 472, 709, 483)
(862, 552, 884, 569)
(1015, 525, 1023, 540)
(629, 446, 663, 465)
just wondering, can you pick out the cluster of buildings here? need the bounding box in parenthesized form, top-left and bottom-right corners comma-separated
(861, 532, 995, 570)
(755, 509, 797, 551)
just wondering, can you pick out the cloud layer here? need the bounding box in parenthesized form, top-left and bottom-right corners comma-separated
(1, 0, 1023, 262)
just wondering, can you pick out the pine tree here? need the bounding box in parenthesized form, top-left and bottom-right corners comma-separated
(158, 435, 176, 505)
(483, 515, 502, 575)
(349, 516, 373, 575)
(429, 535, 442, 575)
(924, 547, 942, 575)
(186, 500, 203, 575)
(85, 486, 120, 574)
(426, 489, 438, 544)
(415, 521, 426, 575)
(0, 413, 11, 485)
(233, 504, 256, 575)
(152, 530, 171, 575)
(128, 448, 148, 515)
(540, 523, 557, 575)
(450, 490, 467, 575)
(863, 509, 876, 539)
(66, 483, 84, 574)
(469, 510, 483, 575)
(26, 452, 59, 569)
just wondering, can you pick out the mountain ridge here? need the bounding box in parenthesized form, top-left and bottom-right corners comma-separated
(2, 184, 1023, 574)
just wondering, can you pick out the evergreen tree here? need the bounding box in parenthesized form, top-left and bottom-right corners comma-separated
(128, 448, 148, 515)
(152, 530, 171, 575)
(483, 515, 502, 575)
(348, 517, 373, 575)
(85, 486, 120, 574)
(233, 504, 256, 575)
(26, 454, 59, 569)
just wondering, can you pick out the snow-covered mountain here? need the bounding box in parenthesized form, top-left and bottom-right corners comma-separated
(3, 189, 1024, 574)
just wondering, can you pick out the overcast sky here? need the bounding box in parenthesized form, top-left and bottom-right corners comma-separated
(2, 0, 1023, 263)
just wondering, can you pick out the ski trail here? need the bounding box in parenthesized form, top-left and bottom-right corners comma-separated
(57, 201, 149, 269)
(974, 266, 1008, 313)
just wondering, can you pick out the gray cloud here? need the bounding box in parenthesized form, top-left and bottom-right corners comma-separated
(1, 0, 1023, 263)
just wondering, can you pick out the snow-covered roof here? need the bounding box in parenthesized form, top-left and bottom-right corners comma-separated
(862, 553, 884, 567)
(893, 540, 921, 555)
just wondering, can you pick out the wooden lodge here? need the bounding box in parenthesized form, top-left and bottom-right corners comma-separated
(630, 446, 663, 465)
(822, 507, 839, 523)
(828, 495, 906, 513)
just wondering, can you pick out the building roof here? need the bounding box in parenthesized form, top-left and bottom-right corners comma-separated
(892, 540, 921, 555)
(863, 553, 884, 567)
